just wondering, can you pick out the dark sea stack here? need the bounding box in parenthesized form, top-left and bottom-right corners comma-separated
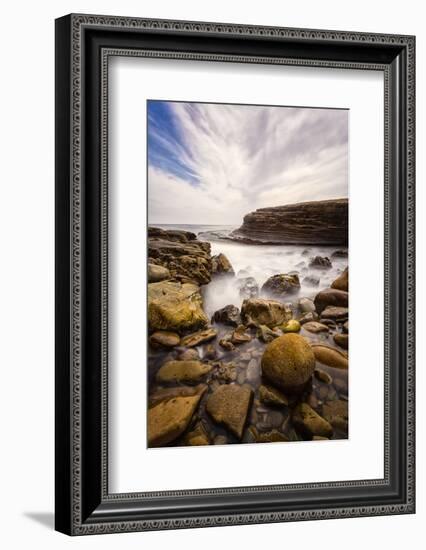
(232, 198, 348, 245)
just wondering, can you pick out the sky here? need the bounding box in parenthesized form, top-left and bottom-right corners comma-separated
(147, 100, 348, 226)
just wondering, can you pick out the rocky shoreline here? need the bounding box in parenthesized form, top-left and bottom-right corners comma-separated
(147, 223, 349, 448)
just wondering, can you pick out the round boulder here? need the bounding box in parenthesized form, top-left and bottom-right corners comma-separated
(261, 333, 315, 393)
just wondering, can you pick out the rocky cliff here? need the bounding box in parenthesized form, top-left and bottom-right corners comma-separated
(231, 198, 348, 245)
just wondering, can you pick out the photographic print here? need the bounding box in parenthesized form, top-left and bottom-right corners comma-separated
(147, 100, 349, 448)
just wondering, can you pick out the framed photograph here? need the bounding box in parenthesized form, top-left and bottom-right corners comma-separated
(55, 14, 415, 535)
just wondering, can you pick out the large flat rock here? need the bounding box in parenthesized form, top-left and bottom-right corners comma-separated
(231, 198, 348, 245)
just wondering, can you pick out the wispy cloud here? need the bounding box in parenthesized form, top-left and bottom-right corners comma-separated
(148, 101, 348, 225)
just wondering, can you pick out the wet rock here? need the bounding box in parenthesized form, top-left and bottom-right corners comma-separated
(148, 281, 208, 333)
(320, 306, 349, 322)
(306, 392, 319, 409)
(282, 319, 301, 333)
(236, 277, 259, 299)
(257, 324, 280, 343)
(322, 400, 348, 431)
(212, 304, 241, 326)
(211, 253, 234, 275)
(320, 319, 337, 329)
(149, 384, 207, 407)
(314, 288, 349, 314)
(302, 275, 320, 287)
(292, 403, 333, 438)
(312, 435, 329, 440)
(184, 422, 210, 446)
(241, 298, 292, 328)
(299, 298, 316, 313)
(156, 360, 212, 384)
(148, 263, 171, 283)
(261, 333, 316, 393)
(302, 321, 329, 334)
(180, 327, 218, 347)
(213, 435, 228, 445)
(261, 273, 301, 297)
(314, 368, 333, 384)
(299, 311, 319, 324)
(311, 344, 349, 370)
(343, 321, 349, 334)
(334, 333, 349, 350)
(309, 256, 332, 269)
(259, 384, 289, 407)
(231, 325, 252, 345)
(327, 386, 339, 401)
(331, 267, 349, 292)
(206, 384, 253, 439)
(149, 330, 180, 348)
(148, 394, 202, 447)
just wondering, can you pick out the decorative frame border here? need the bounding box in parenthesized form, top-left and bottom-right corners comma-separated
(56, 14, 415, 535)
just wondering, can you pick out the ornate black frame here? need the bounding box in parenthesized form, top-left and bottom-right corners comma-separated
(55, 14, 415, 535)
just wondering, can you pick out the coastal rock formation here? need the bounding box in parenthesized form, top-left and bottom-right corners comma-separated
(231, 198, 348, 245)
(148, 226, 213, 285)
(156, 360, 212, 384)
(148, 281, 208, 333)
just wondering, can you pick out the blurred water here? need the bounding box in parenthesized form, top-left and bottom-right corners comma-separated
(155, 224, 348, 316)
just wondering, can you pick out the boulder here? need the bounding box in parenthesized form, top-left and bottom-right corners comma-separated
(149, 330, 180, 348)
(212, 305, 240, 326)
(292, 403, 333, 438)
(320, 306, 349, 322)
(331, 267, 348, 292)
(148, 281, 208, 333)
(211, 253, 234, 275)
(148, 394, 202, 446)
(180, 327, 218, 347)
(314, 288, 349, 313)
(148, 263, 171, 283)
(148, 226, 196, 242)
(261, 333, 316, 393)
(206, 384, 253, 439)
(333, 333, 349, 350)
(241, 298, 292, 328)
(231, 199, 348, 245)
(261, 273, 300, 297)
(302, 321, 329, 334)
(309, 256, 332, 269)
(311, 344, 349, 370)
(156, 360, 212, 384)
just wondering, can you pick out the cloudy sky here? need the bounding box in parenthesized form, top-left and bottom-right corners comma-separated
(147, 100, 348, 226)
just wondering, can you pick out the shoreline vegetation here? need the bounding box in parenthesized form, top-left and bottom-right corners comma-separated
(147, 198, 349, 448)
